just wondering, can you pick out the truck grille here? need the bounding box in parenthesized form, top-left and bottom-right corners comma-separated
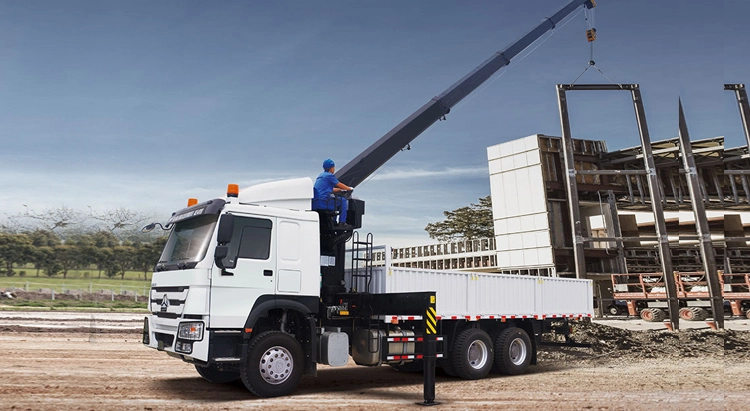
(150, 286, 189, 318)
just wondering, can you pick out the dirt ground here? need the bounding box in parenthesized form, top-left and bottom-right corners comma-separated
(0, 313, 747, 411)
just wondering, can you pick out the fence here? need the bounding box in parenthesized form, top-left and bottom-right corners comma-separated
(1, 281, 150, 302)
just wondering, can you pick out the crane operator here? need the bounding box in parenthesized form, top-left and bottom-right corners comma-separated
(312, 158, 354, 228)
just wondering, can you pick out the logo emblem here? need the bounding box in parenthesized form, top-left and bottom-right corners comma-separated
(160, 294, 170, 312)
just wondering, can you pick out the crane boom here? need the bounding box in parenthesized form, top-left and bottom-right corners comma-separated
(336, 0, 595, 187)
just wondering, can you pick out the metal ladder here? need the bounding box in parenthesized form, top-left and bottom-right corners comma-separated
(349, 232, 374, 293)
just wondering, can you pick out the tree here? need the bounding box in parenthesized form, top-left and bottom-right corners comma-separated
(53, 244, 79, 279)
(27, 230, 62, 276)
(88, 207, 153, 242)
(20, 206, 82, 240)
(112, 244, 136, 279)
(88, 230, 119, 278)
(0, 233, 34, 276)
(424, 196, 494, 242)
(134, 237, 166, 280)
(31, 246, 55, 277)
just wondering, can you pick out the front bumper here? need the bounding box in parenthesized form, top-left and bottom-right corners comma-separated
(142, 315, 210, 362)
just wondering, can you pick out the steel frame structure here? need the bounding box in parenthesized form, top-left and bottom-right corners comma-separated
(556, 83, 680, 329)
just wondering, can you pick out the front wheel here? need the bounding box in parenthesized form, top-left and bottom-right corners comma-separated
(195, 364, 240, 383)
(240, 331, 304, 398)
(449, 328, 493, 380)
(493, 327, 532, 375)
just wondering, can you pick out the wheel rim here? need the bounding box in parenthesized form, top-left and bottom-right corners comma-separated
(508, 337, 528, 366)
(259, 345, 294, 385)
(641, 310, 653, 321)
(679, 308, 692, 320)
(609, 307, 619, 315)
(467, 340, 489, 370)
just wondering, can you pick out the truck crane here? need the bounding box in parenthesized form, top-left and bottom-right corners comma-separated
(141, 0, 596, 402)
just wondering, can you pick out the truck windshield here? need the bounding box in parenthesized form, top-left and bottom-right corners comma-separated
(157, 214, 219, 270)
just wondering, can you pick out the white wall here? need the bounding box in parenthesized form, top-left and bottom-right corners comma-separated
(487, 135, 554, 271)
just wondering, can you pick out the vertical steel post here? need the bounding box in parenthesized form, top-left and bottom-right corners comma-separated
(557, 85, 587, 279)
(418, 292, 439, 406)
(725, 84, 750, 148)
(605, 190, 628, 273)
(678, 100, 724, 329)
(630, 86, 680, 330)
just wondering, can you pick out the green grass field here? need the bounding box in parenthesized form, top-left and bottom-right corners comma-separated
(2, 267, 151, 293)
(0, 299, 148, 311)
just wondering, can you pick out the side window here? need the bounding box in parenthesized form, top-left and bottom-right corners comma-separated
(223, 217, 272, 266)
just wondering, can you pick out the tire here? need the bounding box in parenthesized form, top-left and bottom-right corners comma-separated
(679, 307, 694, 321)
(746, 309, 750, 320)
(240, 331, 304, 398)
(652, 308, 666, 322)
(492, 327, 532, 375)
(640, 308, 665, 322)
(639, 308, 655, 322)
(607, 305, 621, 316)
(449, 328, 493, 380)
(690, 307, 709, 321)
(390, 360, 424, 373)
(195, 364, 240, 383)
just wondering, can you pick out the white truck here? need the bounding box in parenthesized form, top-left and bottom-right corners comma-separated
(141, 0, 597, 402)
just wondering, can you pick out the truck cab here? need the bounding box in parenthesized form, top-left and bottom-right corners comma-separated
(143, 178, 326, 392)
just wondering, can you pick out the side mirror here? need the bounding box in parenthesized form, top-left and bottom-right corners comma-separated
(214, 246, 229, 269)
(217, 214, 234, 244)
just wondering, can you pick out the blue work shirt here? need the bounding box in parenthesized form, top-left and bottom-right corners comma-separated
(313, 171, 338, 204)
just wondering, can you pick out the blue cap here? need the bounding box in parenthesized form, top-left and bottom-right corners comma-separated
(323, 158, 335, 170)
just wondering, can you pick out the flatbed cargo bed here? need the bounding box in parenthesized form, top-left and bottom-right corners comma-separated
(347, 266, 593, 320)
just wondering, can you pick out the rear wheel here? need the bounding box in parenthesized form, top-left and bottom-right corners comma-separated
(640, 308, 655, 322)
(449, 328, 493, 380)
(240, 331, 304, 398)
(607, 305, 621, 316)
(652, 308, 666, 322)
(690, 307, 709, 321)
(195, 364, 240, 383)
(679, 307, 695, 321)
(640, 308, 665, 322)
(492, 327, 532, 375)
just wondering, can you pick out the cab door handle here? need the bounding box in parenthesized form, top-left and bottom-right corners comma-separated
(263, 270, 273, 277)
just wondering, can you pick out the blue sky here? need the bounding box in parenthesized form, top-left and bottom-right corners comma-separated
(1, 0, 748, 246)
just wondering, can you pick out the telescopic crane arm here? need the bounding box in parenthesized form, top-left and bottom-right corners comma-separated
(336, 0, 596, 187)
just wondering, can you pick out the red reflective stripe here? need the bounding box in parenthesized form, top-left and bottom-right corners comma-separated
(416, 354, 423, 359)
(417, 337, 423, 341)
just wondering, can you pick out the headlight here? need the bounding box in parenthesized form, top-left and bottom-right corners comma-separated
(177, 321, 204, 341)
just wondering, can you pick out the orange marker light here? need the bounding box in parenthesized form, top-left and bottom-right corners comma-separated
(227, 184, 239, 198)
(187, 198, 198, 207)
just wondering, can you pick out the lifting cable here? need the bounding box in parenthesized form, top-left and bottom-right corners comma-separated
(571, 6, 619, 86)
